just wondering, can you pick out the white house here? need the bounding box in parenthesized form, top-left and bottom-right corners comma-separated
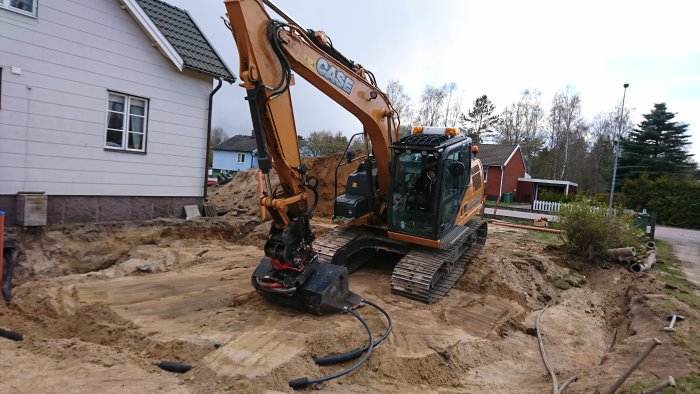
(212, 134, 259, 173)
(0, 0, 235, 226)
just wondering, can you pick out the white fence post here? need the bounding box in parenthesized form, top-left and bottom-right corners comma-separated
(533, 200, 562, 213)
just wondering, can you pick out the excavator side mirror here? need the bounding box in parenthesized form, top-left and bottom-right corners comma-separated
(346, 149, 356, 163)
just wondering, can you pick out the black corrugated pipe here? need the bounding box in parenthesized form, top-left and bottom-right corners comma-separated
(203, 78, 224, 200)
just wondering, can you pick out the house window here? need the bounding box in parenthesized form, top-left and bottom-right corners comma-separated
(105, 92, 148, 152)
(236, 153, 246, 163)
(483, 166, 488, 182)
(1, 0, 37, 16)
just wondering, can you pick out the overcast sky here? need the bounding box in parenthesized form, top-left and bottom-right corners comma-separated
(167, 0, 700, 161)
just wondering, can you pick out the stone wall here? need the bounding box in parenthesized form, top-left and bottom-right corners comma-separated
(0, 195, 202, 227)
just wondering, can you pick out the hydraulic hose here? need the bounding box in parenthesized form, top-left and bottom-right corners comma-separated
(288, 307, 373, 389)
(314, 299, 392, 366)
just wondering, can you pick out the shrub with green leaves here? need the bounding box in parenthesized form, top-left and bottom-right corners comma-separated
(538, 190, 573, 203)
(623, 173, 700, 229)
(558, 197, 643, 261)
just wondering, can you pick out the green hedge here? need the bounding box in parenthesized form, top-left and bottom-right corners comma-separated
(622, 174, 700, 229)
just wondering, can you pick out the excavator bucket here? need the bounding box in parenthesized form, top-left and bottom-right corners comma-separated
(251, 257, 362, 315)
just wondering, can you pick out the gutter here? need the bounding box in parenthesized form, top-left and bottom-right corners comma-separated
(203, 78, 223, 200)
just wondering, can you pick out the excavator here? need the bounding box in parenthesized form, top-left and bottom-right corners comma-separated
(224, 0, 487, 315)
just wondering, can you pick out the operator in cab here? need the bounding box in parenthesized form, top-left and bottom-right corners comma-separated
(412, 155, 438, 211)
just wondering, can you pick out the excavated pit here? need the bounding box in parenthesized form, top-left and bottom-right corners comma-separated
(1, 171, 698, 393)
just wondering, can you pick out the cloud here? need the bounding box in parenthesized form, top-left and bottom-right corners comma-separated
(167, 0, 700, 159)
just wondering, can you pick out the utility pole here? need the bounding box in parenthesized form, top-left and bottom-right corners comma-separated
(609, 83, 629, 210)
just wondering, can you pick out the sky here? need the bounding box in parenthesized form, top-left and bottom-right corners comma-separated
(166, 0, 700, 162)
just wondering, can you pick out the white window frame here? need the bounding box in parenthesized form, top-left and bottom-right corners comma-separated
(236, 153, 246, 163)
(483, 166, 488, 182)
(104, 91, 149, 153)
(1, 0, 38, 17)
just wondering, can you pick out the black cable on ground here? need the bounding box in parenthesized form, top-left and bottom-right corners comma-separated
(314, 299, 392, 366)
(288, 307, 373, 389)
(536, 305, 558, 394)
(0, 328, 23, 341)
(157, 361, 192, 373)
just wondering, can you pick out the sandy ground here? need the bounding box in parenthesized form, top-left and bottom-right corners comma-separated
(2, 217, 697, 393)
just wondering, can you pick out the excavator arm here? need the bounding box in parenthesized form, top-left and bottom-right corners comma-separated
(224, 0, 399, 310)
(225, 0, 398, 230)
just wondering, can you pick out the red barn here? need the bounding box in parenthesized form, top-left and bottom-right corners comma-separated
(478, 144, 526, 202)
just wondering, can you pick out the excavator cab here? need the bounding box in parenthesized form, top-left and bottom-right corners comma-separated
(388, 127, 473, 243)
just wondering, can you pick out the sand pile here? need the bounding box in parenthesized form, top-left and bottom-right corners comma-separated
(206, 152, 360, 218)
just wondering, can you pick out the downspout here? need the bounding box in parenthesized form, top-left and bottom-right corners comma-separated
(203, 78, 223, 200)
(498, 166, 504, 202)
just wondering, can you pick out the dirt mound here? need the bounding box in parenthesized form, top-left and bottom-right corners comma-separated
(8, 218, 245, 285)
(303, 153, 359, 216)
(206, 153, 359, 218)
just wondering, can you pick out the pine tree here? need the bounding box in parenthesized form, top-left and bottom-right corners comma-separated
(618, 103, 696, 181)
(460, 95, 498, 143)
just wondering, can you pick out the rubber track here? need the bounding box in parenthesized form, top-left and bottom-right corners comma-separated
(391, 219, 486, 303)
(313, 226, 364, 266)
(312, 220, 487, 303)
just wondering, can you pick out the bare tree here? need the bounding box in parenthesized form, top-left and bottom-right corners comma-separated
(440, 82, 463, 126)
(415, 83, 463, 127)
(495, 90, 545, 172)
(546, 87, 586, 179)
(415, 85, 446, 126)
(211, 127, 229, 146)
(385, 80, 413, 133)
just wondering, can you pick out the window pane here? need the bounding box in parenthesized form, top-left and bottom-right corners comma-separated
(129, 115, 144, 133)
(107, 112, 124, 129)
(10, 0, 33, 13)
(106, 129, 123, 148)
(130, 99, 146, 116)
(109, 95, 125, 112)
(128, 132, 144, 150)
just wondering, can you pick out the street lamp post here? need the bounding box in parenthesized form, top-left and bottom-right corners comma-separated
(609, 83, 630, 210)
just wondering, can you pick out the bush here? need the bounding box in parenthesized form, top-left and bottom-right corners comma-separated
(622, 174, 700, 229)
(538, 190, 573, 203)
(558, 197, 643, 261)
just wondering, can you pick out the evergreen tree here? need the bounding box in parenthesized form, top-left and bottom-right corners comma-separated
(460, 95, 498, 143)
(619, 103, 696, 181)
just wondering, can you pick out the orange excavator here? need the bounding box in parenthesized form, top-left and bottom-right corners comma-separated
(224, 0, 487, 314)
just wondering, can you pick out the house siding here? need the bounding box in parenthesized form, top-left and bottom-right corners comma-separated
(0, 0, 212, 201)
(484, 167, 502, 198)
(212, 150, 258, 172)
(483, 149, 526, 200)
(501, 149, 526, 198)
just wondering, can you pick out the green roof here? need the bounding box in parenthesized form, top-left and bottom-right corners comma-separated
(136, 0, 235, 83)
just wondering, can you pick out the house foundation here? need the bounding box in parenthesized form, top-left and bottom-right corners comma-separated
(0, 195, 201, 227)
